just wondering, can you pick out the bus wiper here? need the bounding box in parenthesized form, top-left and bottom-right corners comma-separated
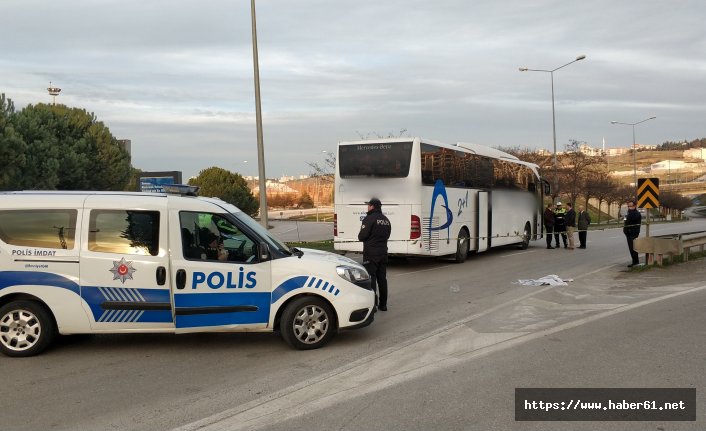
(291, 247, 304, 258)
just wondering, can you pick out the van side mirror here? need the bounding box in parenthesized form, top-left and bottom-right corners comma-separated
(258, 242, 270, 261)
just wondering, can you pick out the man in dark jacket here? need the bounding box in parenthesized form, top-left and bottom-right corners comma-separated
(358, 198, 392, 310)
(543, 203, 555, 249)
(565, 202, 576, 250)
(577, 205, 591, 248)
(623, 200, 642, 267)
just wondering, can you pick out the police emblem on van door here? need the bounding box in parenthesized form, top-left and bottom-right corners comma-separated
(109, 257, 137, 283)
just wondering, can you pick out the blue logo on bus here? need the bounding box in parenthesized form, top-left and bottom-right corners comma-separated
(429, 179, 453, 241)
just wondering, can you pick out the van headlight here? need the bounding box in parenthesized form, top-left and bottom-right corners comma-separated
(336, 265, 370, 283)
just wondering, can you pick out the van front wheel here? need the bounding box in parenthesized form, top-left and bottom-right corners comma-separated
(281, 297, 336, 350)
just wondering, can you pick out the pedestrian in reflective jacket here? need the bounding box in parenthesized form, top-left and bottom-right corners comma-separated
(358, 198, 392, 311)
(553, 202, 568, 248)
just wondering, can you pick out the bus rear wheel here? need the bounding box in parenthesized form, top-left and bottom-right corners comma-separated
(454, 228, 470, 263)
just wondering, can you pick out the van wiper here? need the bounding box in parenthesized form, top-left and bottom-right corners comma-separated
(291, 247, 304, 258)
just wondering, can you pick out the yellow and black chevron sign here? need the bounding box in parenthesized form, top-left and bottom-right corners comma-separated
(637, 178, 659, 209)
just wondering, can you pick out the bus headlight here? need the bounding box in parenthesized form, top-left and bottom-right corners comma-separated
(336, 265, 370, 283)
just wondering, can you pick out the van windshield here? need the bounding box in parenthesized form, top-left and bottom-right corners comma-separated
(339, 142, 412, 178)
(231, 211, 292, 255)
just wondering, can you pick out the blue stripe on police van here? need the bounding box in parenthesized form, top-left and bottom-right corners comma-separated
(0, 271, 79, 296)
(270, 275, 340, 305)
(173, 292, 271, 328)
(83, 286, 172, 324)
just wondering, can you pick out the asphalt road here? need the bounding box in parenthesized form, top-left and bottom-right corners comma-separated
(2, 219, 705, 431)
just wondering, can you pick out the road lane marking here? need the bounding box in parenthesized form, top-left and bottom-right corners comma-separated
(394, 265, 455, 277)
(501, 250, 538, 258)
(174, 284, 706, 431)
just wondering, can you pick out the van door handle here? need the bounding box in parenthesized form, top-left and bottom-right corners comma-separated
(176, 269, 186, 290)
(156, 266, 167, 285)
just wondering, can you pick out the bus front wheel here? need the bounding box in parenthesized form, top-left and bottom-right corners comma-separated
(519, 222, 531, 250)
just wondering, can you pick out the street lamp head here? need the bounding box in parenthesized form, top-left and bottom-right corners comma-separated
(519, 67, 528, 72)
(649, 116, 656, 120)
(610, 121, 618, 124)
(576, 55, 586, 61)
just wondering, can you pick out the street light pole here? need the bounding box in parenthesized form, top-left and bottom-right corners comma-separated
(250, 0, 268, 228)
(610, 116, 657, 192)
(519, 55, 586, 199)
(314, 150, 329, 223)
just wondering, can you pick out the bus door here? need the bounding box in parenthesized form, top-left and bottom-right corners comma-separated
(170, 210, 272, 332)
(475, 191, 490, 252)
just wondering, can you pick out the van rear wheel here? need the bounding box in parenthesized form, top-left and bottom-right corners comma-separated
(0, 301, 56, 357)
(281, 297, 336, 350)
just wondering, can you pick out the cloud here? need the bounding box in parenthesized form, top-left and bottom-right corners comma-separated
(1, 0, 705, 179)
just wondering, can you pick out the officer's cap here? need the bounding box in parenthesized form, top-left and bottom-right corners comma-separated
(365, 197, 382, 207)
(556, 201, 562, 206)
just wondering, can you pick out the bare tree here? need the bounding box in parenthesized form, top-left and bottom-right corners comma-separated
(660, 191, 693, 214)
(584, 172, 618, 224)
(306, 152, 336, 184)
(557, 140, 603, 206)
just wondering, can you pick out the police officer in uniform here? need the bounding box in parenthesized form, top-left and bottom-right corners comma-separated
(358, 198, 392, 311)
(553, 202, 568, 248)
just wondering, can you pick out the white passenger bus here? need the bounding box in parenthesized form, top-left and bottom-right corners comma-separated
(334, 137, 548, 262)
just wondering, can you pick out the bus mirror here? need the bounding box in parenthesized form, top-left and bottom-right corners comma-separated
(542, 180, 551, 195)
(258, 242, 270, 261)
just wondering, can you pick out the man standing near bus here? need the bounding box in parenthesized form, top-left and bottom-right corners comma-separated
(565, 202, 576, 250)
(358, 198, 392, 311)
(543, 203, 555, 249)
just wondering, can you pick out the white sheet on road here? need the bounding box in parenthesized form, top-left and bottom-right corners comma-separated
(514, 274, 573, 286)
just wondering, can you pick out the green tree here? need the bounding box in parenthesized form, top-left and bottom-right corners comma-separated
(298, 191, 314, 209)
(11, 103, 131, 190)
(0, 94, 27, 190)
(188, 166, 259, 216)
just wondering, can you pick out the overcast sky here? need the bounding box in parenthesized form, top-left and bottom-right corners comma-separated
(1, 0, 705, 179)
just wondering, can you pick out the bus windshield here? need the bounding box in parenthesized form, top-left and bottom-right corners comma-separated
(339, 142, 413, 178)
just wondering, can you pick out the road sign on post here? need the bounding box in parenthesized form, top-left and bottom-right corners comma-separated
(638, 177, 659, 248)
(637, 178, 659, 209)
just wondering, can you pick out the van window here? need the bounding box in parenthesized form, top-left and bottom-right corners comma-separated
(180, 212, 257, 263)
(88, 210, 160, 256)
(0, 210, 77, 249)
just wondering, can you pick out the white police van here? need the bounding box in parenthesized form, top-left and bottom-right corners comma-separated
(0, 186, 375, 357)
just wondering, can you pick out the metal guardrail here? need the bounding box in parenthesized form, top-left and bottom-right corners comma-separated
(633, 231, 706, 265)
